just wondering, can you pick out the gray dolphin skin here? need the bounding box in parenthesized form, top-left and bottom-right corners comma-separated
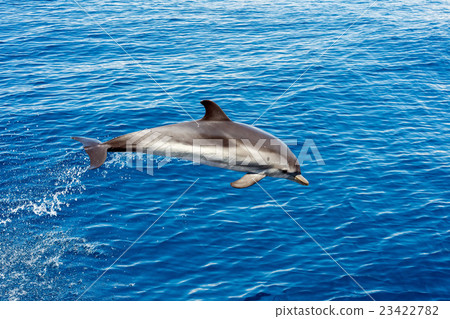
(72, 100, 309, 188)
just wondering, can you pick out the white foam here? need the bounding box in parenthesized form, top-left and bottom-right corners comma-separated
(6, 166, 87, 217)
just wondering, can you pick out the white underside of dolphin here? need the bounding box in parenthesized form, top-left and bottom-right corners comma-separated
(72, 100, 308, 189)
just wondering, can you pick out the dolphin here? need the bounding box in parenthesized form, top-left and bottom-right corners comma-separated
(72, 100, 309, 188)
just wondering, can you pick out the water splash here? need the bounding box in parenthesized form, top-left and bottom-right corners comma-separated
(0, 229, 107, 300)
(4, 166, 87, 218)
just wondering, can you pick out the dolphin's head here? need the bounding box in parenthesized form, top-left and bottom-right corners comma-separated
(264, 149, 309, 186)
(277, 163, 309, 186)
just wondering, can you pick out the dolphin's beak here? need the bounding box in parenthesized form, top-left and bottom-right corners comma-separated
(294, 174, 309, 186)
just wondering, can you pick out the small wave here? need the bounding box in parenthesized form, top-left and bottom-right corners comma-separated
(0, 218, 12, 226)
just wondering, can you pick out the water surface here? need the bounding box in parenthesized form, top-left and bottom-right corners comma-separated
(0, 0, 449, 300)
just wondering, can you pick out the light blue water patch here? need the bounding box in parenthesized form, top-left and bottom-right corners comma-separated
(0, 0, 449, 300)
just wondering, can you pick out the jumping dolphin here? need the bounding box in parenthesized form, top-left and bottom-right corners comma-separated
(72, 100, 309, 188)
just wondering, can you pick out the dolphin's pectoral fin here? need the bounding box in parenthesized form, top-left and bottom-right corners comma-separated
(200, 100, 231, 121)
(231, 173, 266, 189)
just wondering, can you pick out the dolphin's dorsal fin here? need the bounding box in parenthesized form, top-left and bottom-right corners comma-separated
(200, 100, 231, 121)
(231, 173, 266, 188)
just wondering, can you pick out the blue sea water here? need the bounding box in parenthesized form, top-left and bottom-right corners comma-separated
(0, 0, 449, 301)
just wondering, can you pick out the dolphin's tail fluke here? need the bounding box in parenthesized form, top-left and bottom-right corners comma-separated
(72, 136, 109, 169)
